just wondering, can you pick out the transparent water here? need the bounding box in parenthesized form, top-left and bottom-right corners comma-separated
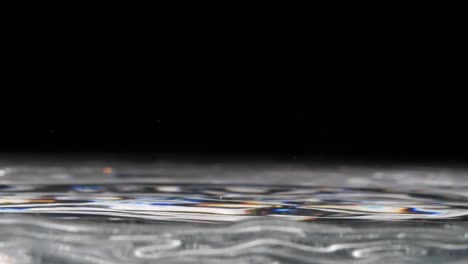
(1, 160, 468, 263)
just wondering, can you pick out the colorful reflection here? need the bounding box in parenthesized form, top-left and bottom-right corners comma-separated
(0, 184, 465, 222)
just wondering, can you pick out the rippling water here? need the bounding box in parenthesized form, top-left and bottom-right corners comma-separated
(1, 161, 468, 263)
(1, 183, 468, 222)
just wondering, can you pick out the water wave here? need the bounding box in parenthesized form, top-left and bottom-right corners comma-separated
(1, 183, 468, 222)
(1, 216, 468, 263)
(2, 162, 468, 263)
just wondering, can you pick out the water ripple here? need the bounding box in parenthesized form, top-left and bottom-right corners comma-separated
(2, 163, 468, 263)
(1, 217, 468, 263)
(1, 183, 468, 222)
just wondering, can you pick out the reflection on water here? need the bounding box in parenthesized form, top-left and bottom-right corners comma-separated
(1, 162, 468, 263)
(1, 183, 468, 222)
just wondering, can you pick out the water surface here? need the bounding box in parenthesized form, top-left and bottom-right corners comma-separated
(1, 161, 468, 263)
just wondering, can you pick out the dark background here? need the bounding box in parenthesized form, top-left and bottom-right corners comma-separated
(1, 5, 467, 161)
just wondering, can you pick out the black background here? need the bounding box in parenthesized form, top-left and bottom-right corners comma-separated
(1, 5, 467, 161)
